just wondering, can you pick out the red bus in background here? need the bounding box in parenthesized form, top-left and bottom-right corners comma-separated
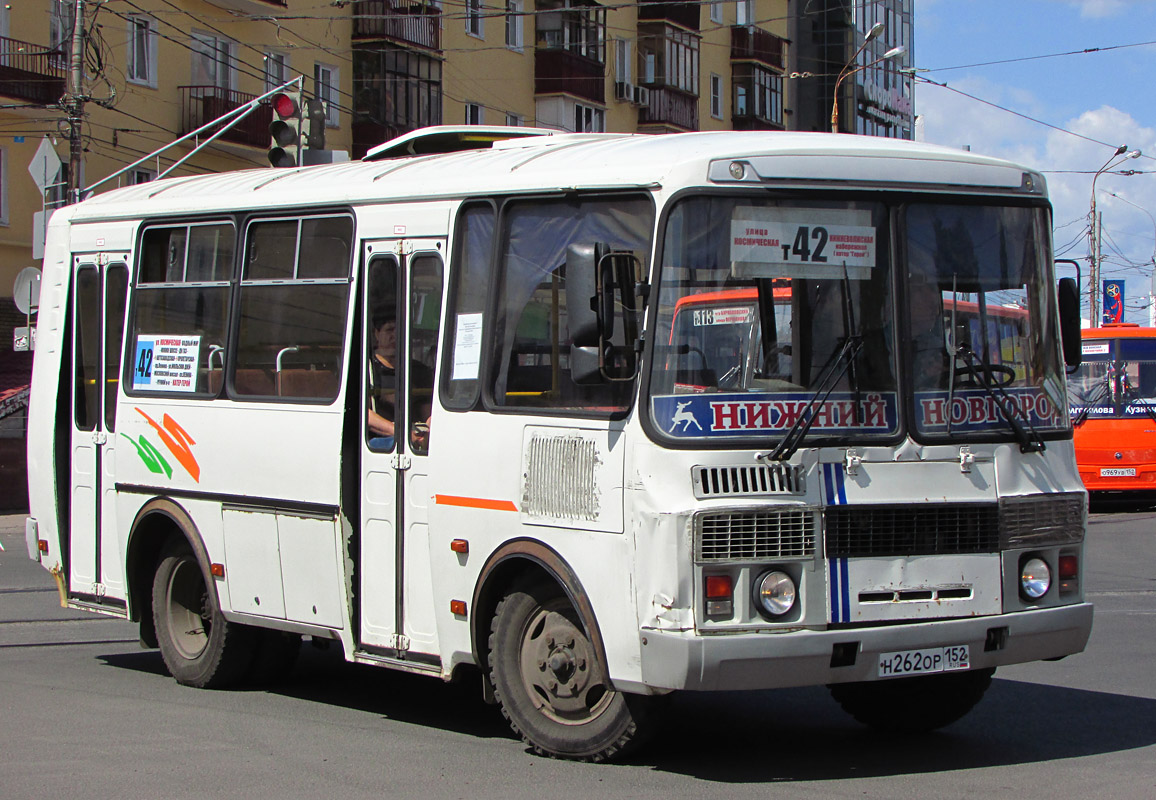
(1068, 323, 1156, 504)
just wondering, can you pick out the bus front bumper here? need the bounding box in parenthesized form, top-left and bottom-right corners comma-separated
(630, 602, 1093, 693)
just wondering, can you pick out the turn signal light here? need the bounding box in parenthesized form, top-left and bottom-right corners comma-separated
(704, 574, 733, 617)
(1059, 555, 1078, 579)
(450, 599, 467, 616)
(450, 539, 469, 553)
(38, 539, 49, 554)
(210, 563, 225, 578)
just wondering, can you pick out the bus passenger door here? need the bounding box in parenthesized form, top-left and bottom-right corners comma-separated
(69, 257, 129, 601)
(358, 245, 444, 657)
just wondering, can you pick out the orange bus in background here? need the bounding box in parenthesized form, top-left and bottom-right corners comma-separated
(1069, 323, 1156, 504)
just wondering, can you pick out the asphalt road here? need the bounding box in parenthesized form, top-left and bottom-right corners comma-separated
(2, 510, 1154, 799)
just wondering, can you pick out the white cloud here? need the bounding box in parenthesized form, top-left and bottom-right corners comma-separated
(1067, 0, 1131, 18)
(918, 81, 1156, 315)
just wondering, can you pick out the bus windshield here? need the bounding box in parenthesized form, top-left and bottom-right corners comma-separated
(1069, 336, 1156, 421)
(650, 196, 897, 444)
(648, 196, 1068, 445)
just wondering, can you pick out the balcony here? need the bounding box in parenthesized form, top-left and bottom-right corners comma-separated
(179, 86, 274, 150)
(731, 26, 786, 68)
(535, 49, 604, 105)
(0, 37, 66, 105)
(638, 87, 697, 130)
(638, 0, 700, 31)
(354, 1, 441, 51)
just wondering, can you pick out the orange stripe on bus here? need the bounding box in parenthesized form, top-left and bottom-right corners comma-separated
(434, 494, 518, 512)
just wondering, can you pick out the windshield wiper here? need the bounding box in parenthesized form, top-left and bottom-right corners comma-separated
(955, 344, 1046, 453)
(1122, 382, 1156, 424)
(1072, 381, 1110, 427)
(764, 335, 863, 461)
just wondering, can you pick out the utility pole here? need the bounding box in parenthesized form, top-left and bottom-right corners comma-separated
(66, 0, 86, 204)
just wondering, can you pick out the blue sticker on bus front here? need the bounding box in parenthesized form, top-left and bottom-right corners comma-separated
(653, 391, 898, 438)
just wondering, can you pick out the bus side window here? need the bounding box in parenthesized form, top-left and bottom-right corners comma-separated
(233, 215, 353, 402)
(130, 223, 234, 397)
(490, 195, 652, 412)
(441, 202, 495, 411)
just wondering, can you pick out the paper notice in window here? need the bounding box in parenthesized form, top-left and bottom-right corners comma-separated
(133, 334, 201, 392)
(452, 313, 484, 380)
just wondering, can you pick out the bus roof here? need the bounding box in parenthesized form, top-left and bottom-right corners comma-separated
(1082, 324, 1155, 339)
(65, 129, 1045, 223)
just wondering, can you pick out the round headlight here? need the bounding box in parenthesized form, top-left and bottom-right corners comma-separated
(1020, 557, 1051, 600)
(755, 570, 797, 617)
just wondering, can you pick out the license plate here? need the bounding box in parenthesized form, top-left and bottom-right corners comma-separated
(878, 645, 970, 678)
(1100, 468, 1136, 477)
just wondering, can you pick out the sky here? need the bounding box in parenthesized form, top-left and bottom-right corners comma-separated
(914, 0, 1156, 323)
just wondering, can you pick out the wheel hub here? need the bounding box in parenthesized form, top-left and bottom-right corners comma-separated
(519, 603, 613, 725)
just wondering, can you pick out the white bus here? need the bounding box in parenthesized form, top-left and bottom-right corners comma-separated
(25, 127, 1092, 761)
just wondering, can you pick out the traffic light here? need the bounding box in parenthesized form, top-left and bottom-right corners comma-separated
(305, 98, 326, 151)
(267, 89, 303, 168)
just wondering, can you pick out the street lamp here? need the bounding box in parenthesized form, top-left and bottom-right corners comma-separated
(1089, 145, 1142, 321)
(830, 22, 905, 134)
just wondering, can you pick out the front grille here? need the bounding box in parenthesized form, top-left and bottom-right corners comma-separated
(693, 463, 806, 498)
(695, 508, 817, 562)
(825, 504, 999, 558)
(999, 492, 1085, 548)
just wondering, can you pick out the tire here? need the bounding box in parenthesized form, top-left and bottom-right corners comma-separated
(152, 539, 256, 689)
(488, 579, 664, 762)
(829, 667, 995, 733)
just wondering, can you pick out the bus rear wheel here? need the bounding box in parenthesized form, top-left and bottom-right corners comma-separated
(488, 579, 663, 762)
(829, 667, 995, 733)
(152, 540, 255, 689)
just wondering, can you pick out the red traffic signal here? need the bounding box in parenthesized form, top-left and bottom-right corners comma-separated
(268, 89, 303, 168)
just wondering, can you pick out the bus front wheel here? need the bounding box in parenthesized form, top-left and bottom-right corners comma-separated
(829, 667, 995, 732)
(488, 579, 663, 761)
(152, 539, 255, 689)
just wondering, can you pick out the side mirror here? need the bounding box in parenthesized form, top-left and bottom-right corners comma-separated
(1057, 276, 1081, 368)
(565, 243, 642, 384)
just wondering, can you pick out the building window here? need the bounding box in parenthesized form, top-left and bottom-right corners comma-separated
(127, 167, 156, 186)
(710, 1, 723, 24)
(736, 0, 752, 26)
(574, 103, 604, 132)
(126, 16, 157, 87)
(615, 39, 633, 85)
(466, 103, 484, 125)
(505, 112, 523, 126)
(637, 24, 699, 95)
(191, 32, 235, 90)
(505, 0, 523, 50)
(314, 63, 340, 127)
(537, 1, 606, 62)
(710, 74, 722, 119)
(732, 64, 783, 125)
(467, 0, 484, 38)
(265, 52, 288, 93)
(352, 44, 442, 149)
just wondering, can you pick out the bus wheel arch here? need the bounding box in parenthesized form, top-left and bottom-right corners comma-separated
(125, 498, 212, 649)
(126, 498, 255, 687)
(470, 539, 609, 689)
(471, 541, 663, 761)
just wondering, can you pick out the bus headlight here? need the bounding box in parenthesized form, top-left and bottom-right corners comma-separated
(1019, 557, 1051, 600)
(754, 570, 796, 618)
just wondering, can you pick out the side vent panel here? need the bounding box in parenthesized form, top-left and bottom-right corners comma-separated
(520, 426, 624, 533)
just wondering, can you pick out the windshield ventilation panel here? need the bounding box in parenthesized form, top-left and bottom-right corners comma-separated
(693, 464, 806, 499)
